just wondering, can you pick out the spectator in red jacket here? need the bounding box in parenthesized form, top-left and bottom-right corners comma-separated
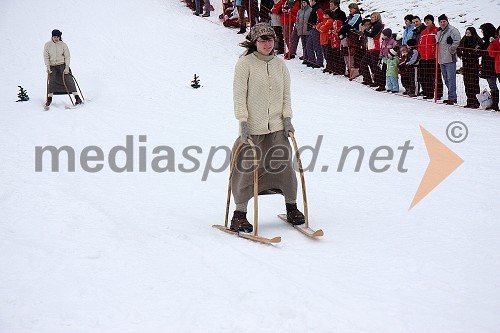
(282, 0, 300, 59)
(316, 10, 334, 72)
(417, 14, 442, 99)
(271, 0, 286, 54)
(486, 25, 500, 111)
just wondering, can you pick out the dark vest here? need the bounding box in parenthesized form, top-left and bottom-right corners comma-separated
(307, 3, 322, 30)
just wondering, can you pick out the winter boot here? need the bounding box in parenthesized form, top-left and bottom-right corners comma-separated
(285, 203, 305, 225)
(230, 211, 253, 232)
(45, 96, 52, 107)
(75, 95, 83, 105)
(237, 26, 246, 34)
(487, 90, 499, 111)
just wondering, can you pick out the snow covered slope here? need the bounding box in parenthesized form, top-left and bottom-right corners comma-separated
(0, 0, 499, 332)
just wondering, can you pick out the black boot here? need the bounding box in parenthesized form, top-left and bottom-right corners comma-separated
(45, 96, 52, 107)
(487, 90, 499, 111)
(285, 203, 305, 225)
(237, 26, 246, 34)
(75, 95, 83, 105)
(230, 211, 253, 232)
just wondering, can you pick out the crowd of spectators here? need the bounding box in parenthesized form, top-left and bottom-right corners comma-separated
(182, 0, 500, 110)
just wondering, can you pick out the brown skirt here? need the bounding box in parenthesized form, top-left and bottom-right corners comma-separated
(231, 131, 298, 204)
(48, 64, 77, 94)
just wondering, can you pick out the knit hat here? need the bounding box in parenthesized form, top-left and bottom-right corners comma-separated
(389, 48, 398, 56)
(424, 14, 434, 23)
(438, 14, 448, 22)
(382, 28, 392, 37)
(52, 29, 62, 38)
(406, 38, 417, 47)
(247, 23, 277, 42)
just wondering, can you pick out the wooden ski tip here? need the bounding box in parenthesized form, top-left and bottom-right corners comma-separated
(277, 214, 324, 237)
(311, 229, 324, 237)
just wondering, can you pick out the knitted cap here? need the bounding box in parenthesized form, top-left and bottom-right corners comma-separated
(382, 28, 392, 37)
(52, 29, 62, 37)
(248, 23, 277, 42)
(438, 14, 448, 22)
(406, 38, 417, 47)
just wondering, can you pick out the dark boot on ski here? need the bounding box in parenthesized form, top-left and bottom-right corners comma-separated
(286, 203, 305, 225)
(237, 26, 246, 34)
(230, 211, 253, 232)
(75, 95, 83, 105)
(45, 96, 52, 107)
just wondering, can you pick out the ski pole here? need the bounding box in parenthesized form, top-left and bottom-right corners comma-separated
(46, 72, 49, 104)
(224, 141, 245, 228)
(62, 69, 75, 106)
(288, 132, 309, 229)
(248, 139, 259, 236)
(224, 139, 260, 237)
(69, 67, 85, 101)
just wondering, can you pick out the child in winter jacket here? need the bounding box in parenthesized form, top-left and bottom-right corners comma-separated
(316, 10, 334, 72)
(400, 38, 420, 96)
(328, 14, 345, 74)
(383, 47, 400, 92)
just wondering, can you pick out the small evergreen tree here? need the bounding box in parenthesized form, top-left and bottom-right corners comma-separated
(191, 74, 201, 89)
(16, 86, 29, 102)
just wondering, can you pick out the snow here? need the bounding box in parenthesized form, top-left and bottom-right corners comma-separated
(1, 0, 499, 332)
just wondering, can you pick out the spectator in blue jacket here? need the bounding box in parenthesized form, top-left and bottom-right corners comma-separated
(402, 14, 415, 46)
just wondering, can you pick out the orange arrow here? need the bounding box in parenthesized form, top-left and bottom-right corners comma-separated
(409, 126, 464, 210)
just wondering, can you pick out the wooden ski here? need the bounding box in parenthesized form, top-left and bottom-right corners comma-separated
(277, 214, 324, 238)
(212, 225, 281, 244)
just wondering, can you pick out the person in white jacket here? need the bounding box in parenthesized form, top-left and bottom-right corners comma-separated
(229, 23, 305, 233)
(43, 29, 82, 107)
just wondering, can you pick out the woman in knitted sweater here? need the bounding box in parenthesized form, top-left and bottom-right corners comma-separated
(43, 29, 82, 107)
(230, 23, 305, 233)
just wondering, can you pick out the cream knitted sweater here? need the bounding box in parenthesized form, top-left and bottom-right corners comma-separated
(233, 52, 292, 135)
(43, 40, 70, 67)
